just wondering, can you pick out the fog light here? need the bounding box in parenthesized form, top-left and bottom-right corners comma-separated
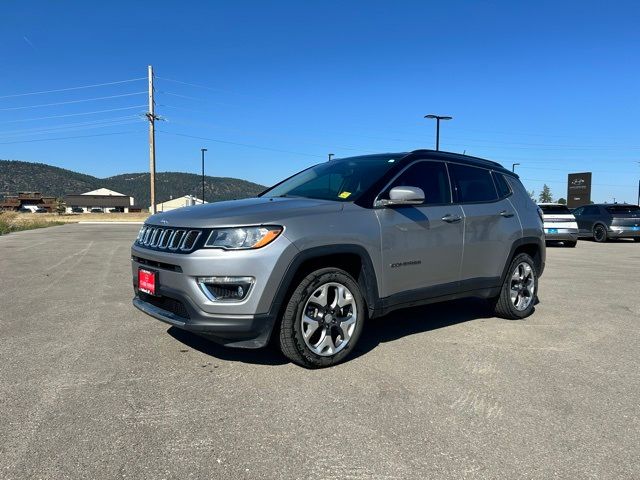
(197, 276, 254, 302)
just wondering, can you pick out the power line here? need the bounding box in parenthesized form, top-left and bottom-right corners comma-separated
(0, 116, 142, 138)
(157, 129, 324, 158)
(0, 105, 147, 124)
(164, 116, 378, 154)
(519, 178, 632, 188)
(158, 91, 204, 101)
(0, 130, 143, 145)
(0, 92, 147, 111)
(0, 77, 146, 100)
(156, 76, 252, 97)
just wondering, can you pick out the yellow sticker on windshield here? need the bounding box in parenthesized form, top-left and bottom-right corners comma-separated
(338, 191, 352, 199)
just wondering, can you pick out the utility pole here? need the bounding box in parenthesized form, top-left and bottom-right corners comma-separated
(146, 65, 157, 214)
(201, 148, 207, 203)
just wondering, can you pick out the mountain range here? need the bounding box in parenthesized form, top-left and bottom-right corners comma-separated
(0, 160, 266, 206)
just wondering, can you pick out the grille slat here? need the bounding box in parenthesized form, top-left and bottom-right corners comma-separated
(181, 230, 201, 251)
(136, 226, 202, 253)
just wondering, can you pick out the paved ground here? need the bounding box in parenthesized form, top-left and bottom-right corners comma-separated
(1, 224, 638, 479)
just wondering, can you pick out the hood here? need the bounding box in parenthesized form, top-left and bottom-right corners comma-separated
(146, 197, 343, 228)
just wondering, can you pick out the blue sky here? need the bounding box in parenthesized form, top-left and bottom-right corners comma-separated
(1, 0, 639, 202)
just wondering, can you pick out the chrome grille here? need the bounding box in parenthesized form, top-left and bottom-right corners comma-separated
(136, 226, 202, 253)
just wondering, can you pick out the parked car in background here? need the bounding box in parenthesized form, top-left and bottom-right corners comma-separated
(18, 207, 32, 213)
(35, 207, 48, 213)
(71, 207, 84, 213)
(573, 204, 640, 242)
(90, 208, 104, 213)
(538, 203, 578, 247)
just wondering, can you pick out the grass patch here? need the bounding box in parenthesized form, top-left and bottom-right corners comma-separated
(0, 212, 65, 236)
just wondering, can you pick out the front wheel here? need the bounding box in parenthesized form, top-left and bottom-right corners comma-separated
(492, 253, 538, 320)
(593, 224, 608, 243)
(279, 268, 366, 368)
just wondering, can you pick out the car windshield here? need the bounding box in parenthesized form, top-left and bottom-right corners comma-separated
(605, 205, 640, 214)
(539, 205, 571, 214)
(260, 154, 403, 202)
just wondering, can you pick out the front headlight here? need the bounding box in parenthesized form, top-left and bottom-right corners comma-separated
(204, 226, 283, 250)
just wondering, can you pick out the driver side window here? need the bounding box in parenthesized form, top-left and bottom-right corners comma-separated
(383, 161, 451, 205)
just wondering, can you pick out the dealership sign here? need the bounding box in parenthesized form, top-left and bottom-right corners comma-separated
(567, 172, 592, 208)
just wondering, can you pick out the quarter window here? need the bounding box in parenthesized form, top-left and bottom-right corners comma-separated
(448, 164, 498, 203)
(492, 172, 512, 199)
(383, 161, 451, 205)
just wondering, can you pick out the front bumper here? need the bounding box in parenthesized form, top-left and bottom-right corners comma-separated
(131, 233, 299, 348)
(132, 289, 276, 348)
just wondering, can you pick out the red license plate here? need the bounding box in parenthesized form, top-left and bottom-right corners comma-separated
(138, 268, 157, 295)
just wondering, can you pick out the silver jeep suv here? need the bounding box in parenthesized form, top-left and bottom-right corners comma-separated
(132, 150, 545, 368)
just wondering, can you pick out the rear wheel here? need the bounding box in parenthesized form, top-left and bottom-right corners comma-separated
(564, 240, 577, 248)
(279, 268, 365, 368)
(593, 224, 608, 243)
(634, 238, 640, 242)
(493, 253, 537, 320)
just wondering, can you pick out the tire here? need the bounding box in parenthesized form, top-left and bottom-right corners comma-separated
(279, 268, 366, 368)
(593, 224, 608, 243)
(493, 253, 538, 320)
(634, 238, 640, 242)
(564, 241, 577, 248)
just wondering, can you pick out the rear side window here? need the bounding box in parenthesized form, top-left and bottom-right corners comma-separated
(384, 161, 451, 205)
(605, 205, 640, 214)
(448, 164, 498, 203)
(493, 172, 512, 199)
(539, 205, 571, 214)
(583, 205, 600, 215)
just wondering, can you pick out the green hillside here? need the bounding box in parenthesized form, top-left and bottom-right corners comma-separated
(0, 160, 266, 206)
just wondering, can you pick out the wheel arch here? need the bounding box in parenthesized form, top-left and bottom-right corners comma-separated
(500, 237, 545, 285)
(268, 245, 380, 321)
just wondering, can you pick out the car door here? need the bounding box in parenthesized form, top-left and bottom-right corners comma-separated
(448, 163, 521, 289)
(572, 206, 588, 233)
(375, 160, 464, 297)
(575, 205, 599, 234)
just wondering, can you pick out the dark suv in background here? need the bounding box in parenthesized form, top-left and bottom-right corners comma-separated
(573, 204, 640, 242)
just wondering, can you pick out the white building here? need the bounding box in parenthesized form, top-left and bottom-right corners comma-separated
(64, 188, 136, 213)
(152, 195, 206, 212)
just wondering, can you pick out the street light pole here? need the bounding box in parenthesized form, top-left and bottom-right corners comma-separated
(201, 148, 207, 204)
(424, 114, 453, 151)
(512, 163, 520, 172)
(328, 153, 334, 162)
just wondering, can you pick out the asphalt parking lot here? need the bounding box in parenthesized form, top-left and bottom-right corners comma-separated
(1, 224, 639, 479)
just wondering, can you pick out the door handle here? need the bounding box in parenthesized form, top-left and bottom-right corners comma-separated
(442, 214, 462, 223)
(499, 210, 514, 218)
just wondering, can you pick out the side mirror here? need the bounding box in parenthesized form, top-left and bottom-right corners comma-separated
(378, 186, 425, 206)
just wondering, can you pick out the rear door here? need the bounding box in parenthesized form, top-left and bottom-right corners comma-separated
(575, 205, 600, 233)
(448, 163, 521, 288)
(375, 160, 464, 297)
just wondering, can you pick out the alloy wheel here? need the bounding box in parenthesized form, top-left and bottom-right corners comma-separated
(510, 262, 535, 311)
(301, 282, 358, 356)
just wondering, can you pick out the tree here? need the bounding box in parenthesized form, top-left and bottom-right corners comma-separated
(538, 184, 553, 203)
(55, 197, 66, 216)
(528, 190, 536, 201)
(557, 197, 567, 205)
